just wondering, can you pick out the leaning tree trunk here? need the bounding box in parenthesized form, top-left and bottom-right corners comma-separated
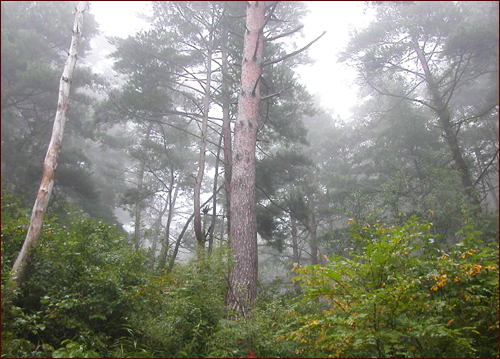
(413, 42, 482, 212)
(10, 1, 88, 288)
(225, 1, 265, 320)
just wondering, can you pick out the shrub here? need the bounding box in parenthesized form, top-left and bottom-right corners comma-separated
(1, 190, 151, 357)
(206, 295, 302, 358)
(114, 246, 232, 358)
(289, 215, 499, 358)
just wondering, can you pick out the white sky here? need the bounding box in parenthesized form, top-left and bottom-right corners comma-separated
(89, 1, 374, 119)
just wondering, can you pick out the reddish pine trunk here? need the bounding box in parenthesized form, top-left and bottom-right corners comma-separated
(225, 1, 265, 319)
(10, 1, 88, 288)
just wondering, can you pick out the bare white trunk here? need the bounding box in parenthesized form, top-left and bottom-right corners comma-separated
(10, 1, 88, 287)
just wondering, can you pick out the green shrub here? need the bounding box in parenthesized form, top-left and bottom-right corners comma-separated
(1, 190, 151, 357)
(289, 215, 499, 358)
(206, 295, 302, 358)
(114, 246, 231, 358)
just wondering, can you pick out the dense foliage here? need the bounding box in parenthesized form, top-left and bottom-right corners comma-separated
(2, 188, 498, 358)
(290, 215, 499, 358)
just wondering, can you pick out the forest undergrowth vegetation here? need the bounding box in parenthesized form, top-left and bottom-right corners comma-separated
(2, 188, 498, 358)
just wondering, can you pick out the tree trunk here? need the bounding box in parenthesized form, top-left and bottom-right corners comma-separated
(167, 187, 222, 270)
(290, 210, 300, 265)
(221, 16, 233, 234)
(208, 134, 222, 253)
(225, 1, 265, 320)
(151, 200, 169, 267)
(134, 123, 153, 250)
(309, 210, 319, 265)
(158, 177, 179, 269)
(306, 189, 319, 265)
(10, 1, 88, 288)
(413, 42, 482, 211)
(194, 48, 213, 249)
(290, 213, 302, 293)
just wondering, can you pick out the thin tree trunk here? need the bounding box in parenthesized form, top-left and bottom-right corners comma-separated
(151, 200, 169, 267)
(208, 134, 222, 253)
(290, 212, 302, 293)
(220, 205, 226, 241)
(474, 147, 489, 210)
(413, 42, 482, 211)
(225, 1, 265, 320)
(167, 186, 223, 270)
(221, 15, 233, 234)
(194, 48, 213, 249)
(309, 210, 319, 265)
(134, 166, 145, 250)
(10, 1, 88, 288)
(158, 178, 179, 269)
(135, 123, 153, 250)
(291, 213, 300, 265)
(305, 188, 319, 265)
(486, 175, 499, 210)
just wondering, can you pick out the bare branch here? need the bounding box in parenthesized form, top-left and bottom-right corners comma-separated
(474, 148, 499, 187)
(265, 25, 304, 42)
(263, 31, 326, 67)
(454, 101, 499, 126)
(261, 85, 292, 100)
(361, 73, 437, 111)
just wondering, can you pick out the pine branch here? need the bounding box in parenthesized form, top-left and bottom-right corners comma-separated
(263, 31, 326, 67)
(474, 148, 499, 187)
(266, 25, 304, 42)
(261, 85, 292, 100)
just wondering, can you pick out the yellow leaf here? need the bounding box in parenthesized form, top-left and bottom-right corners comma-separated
(447, 319, 455, 327)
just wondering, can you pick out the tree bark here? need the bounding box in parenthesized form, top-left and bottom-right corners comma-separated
(10, 1, 88, 288)
(225, 1, 265, 320)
